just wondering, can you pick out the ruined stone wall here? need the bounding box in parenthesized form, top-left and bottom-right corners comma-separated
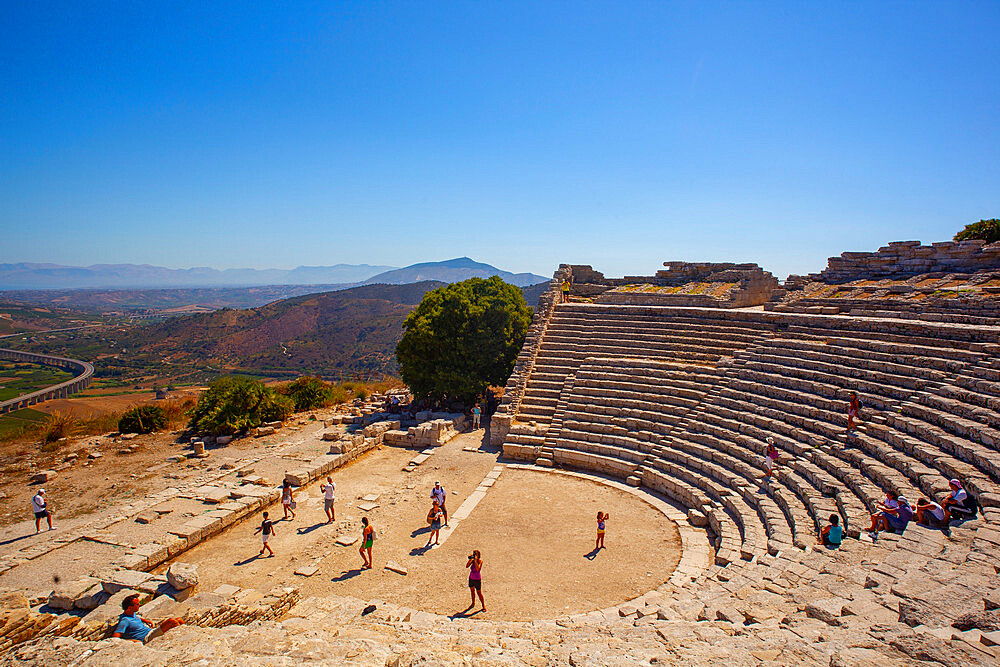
(566, 262, 779, 308)
(789, 239, 1000, 285)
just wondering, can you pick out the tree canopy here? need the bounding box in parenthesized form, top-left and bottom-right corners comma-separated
(954, 219, 1000, 244)
(188, 375, 293, 435)
(280, 376, 334, 411)
(395, 276, 533, 404)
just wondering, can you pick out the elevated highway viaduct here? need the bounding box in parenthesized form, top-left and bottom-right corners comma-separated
(0, 348, 94, 415)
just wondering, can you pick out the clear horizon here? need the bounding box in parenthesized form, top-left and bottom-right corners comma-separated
(2, 2, 998, 280)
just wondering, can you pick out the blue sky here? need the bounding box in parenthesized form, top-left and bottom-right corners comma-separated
(2, 1, 998, 279)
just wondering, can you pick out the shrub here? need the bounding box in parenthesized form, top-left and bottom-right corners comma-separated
(188, 376, 293, 435)
(119, 405, 167, 434)
(396, 276, 533, 404)
(955, 219, 1000, 244)
(43, 413, 73, 444)
(162, 397, 196, 426)
(354, 387, 369, 400)
(280, 376, 334, 411)
(328, 385, 351, 405)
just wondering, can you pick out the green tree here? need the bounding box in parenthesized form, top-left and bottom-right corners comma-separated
(955, 219, 1000, 244)
(188, 375, 293, 435)
(396, 276, 533, 404)
(119, 405, 167, 434)
(280, 376, 334, 411)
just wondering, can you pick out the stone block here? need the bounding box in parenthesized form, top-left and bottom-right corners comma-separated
(134, 510, 158, 524)
(114, 552, 149, 571)
(196, 486, 231, 504)
(133, 543, 169, 569)
(805, 597, 846, 626)
(101, 569, 153, 595)
(48, 577, 101, 611)
(167, 562, 199, 590)
(385, 561, 408, 575)
(284, 470, 309, 486)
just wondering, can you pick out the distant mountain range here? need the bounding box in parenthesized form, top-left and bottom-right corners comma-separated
(363, 257, 546, 287)
(0, 262, 395, 290)
(0, 259, 548, 291)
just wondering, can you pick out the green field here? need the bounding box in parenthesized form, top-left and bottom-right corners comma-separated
(0, 407, 50, 438)
(0, 361, 74, 402)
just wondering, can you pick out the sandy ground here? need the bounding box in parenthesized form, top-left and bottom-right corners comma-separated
(173, 431, 682, 621)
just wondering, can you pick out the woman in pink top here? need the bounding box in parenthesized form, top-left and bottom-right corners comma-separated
(466, 550, 485, 613)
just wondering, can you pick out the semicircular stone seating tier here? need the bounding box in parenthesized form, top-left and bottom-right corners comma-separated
(501, 302, 1000, 640)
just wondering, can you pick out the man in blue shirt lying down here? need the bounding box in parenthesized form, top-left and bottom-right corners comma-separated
(112, 593, 184, 643)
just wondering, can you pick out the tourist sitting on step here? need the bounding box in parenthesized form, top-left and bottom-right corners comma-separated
(943, 479, 977, 522)
(112, 593, 184, 643)
(914, 497, 948, 528)
(818, 513, 843, 547)
(868, 495, 914, 539)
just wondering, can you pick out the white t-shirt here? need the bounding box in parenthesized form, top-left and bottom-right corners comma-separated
(31, 494, 46, 513)
(925, 501, 945, 521)
(431, 487, 446, 504)
(950, 487, 968, 504)
(323, 482, 336, 500)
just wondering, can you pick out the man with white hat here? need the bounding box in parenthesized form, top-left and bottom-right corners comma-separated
(431, 481, 448, 527)
(32, 489, 52, 533)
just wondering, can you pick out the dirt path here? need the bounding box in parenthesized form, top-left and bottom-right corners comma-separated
(172, 431, 682, 621)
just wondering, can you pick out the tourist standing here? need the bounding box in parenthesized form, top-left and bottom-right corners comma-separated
(466, 550, 485, 612)
(281, 479, 296, 520)
(322, 476, 336, 523)
(426, 500, 443, 547)
(847, 393, 860, 433)
(431, 481, 448, 526)
(31, 488, 52, 533)
(111, 593, 184, 643)
(472, 404, 481, 430)
(596, 511, 608, 550)
(254, 511, 276, 557)
(561, 279, 571, 303)
(764, 438, 779, 478)
(360, 517, 374, 568)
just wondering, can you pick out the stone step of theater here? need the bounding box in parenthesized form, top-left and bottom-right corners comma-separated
(496, 279, 1000, 652)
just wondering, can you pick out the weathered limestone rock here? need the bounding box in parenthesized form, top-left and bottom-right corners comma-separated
(31, 470, 57, 484)
(805, 597, 847, 626)
(384, 561, 407, 575)
(48, 577, 101, 611)
(166, 562, 199, 590)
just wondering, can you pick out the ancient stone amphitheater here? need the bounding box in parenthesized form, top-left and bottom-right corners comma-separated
(7, 240, 1000, 666)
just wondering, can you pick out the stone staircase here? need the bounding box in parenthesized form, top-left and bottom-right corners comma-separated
(498, 301, 1000, 656)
